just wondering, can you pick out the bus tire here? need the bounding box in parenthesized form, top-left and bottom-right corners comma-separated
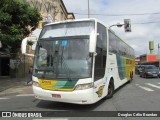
(106, 79, 114, 99)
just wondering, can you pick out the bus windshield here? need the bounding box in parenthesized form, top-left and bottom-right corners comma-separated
(33, 37, 92, 79)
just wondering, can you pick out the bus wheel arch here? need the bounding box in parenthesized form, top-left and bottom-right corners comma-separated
(104, 77, 115, 99)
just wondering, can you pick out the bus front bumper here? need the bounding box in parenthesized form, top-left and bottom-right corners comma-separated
(32, 86, 95, 104)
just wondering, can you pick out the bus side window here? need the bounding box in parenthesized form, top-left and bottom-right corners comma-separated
(94, 23, 107, 81)
(94, 47, 105, 81)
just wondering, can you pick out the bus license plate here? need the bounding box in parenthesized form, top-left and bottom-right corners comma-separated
(52, 94, 61, 98)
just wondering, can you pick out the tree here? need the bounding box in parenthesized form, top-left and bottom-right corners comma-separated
(0, 0, 42, 53)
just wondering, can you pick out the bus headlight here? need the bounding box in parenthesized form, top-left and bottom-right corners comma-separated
(33, 81, 40, 87)
(75, 83, 93, 90)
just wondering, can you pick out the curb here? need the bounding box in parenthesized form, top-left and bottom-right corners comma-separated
(0, 92, 20, 97)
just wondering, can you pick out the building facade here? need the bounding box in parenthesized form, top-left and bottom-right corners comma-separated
(140, 54, 157, 63)
(26, 0, 75, 22)
(139, 54, 159, 67)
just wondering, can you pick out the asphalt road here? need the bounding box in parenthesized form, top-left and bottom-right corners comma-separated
(0, 75, 160, 120)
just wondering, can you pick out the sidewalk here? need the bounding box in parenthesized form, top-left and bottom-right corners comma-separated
(0, 76, 33, 97)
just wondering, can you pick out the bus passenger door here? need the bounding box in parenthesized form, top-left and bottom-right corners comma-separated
(93, 47, 106, 100)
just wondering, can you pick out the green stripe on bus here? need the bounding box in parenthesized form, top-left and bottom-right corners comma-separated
(52, 80, 67, 88)
(116, 55, 126, 80)
(52, 80, 77, 89)
(61, 81, 77, 89)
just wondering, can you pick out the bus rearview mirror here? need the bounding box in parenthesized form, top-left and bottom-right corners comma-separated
(21, 36, 37, 56)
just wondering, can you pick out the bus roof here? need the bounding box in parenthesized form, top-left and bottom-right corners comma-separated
(44, 18, 134, 52)
(44, 18, 107, 28)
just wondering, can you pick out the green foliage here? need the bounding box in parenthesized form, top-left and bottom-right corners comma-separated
(0, 0, 42, 53)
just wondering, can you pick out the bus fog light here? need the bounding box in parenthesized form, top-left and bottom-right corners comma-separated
(75, 83, 93, 90)
(33, 81, 40, 87)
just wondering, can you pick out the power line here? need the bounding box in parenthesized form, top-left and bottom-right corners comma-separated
(74, 12, 160, 16)
(133, 21, 160, 24)
(74, 12, 160, 24)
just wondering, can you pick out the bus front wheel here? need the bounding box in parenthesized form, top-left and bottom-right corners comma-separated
(106, 80, 114, 99)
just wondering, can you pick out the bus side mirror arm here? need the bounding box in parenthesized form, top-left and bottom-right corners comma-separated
(89, 31, 97, 53)
(89, 52, 97, 57)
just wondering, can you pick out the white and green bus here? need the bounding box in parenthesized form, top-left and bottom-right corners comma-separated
(32, 18, 135, 104)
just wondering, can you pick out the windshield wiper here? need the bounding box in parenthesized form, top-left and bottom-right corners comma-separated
(36, 68, 54, 79)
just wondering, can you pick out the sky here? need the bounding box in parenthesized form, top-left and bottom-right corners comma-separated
(63, 0, 160, 57)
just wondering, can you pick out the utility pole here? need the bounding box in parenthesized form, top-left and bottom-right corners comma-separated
(158, 43, 160, 69)
(88, 0, 90, 18)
